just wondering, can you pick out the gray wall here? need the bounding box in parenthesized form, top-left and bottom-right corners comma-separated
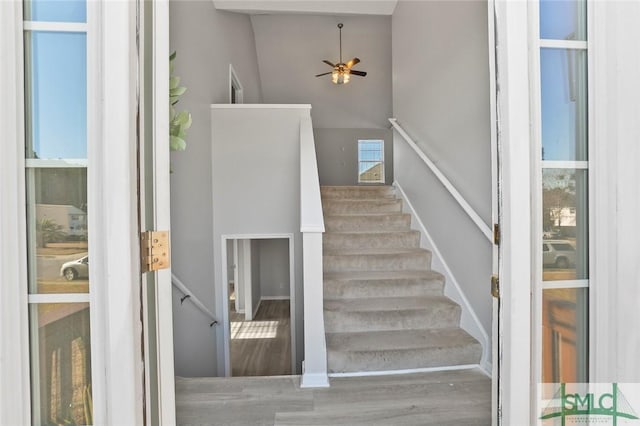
(258, 239, 290, 298)
(314, 128, 393, 185)
(250, 14, 392, 129)
(211, 107, 306, 374)
(169, 0, 263, 377)
(392, 1, 493, 334)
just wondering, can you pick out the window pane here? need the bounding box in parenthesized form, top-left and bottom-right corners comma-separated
(29, 303, 92, 425)
(542, 288, 588, 383)
(540, 0, 586, 41)
(25, 31, 87, 159)
(24, 0, 86, 23)
(542, 169, 588, 281)
(541, 48, 588, 161)
(27, 168, 89, 294)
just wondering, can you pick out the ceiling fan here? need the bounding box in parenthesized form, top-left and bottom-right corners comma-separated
(316, 23, 367, 85)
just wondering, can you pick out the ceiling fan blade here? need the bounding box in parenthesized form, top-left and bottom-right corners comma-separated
(350, 70, 367, 77)
(315, 72, 332, 77)
(322, 60, 336, 67)
(346, 57, 361, 68)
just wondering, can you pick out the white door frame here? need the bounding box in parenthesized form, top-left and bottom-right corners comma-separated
(139, 0, 176, 424)
(493, 0, 533, 424)
(221, 234, 297, 376)
(0, 1, 176, 424)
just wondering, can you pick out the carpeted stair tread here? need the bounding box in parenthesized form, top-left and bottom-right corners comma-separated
(322, 199, 403, 215)
(326, 328, 480, 352)
(324, 296, 457, 313)
(324, 270, 444, 281)
(324, 247, 430, 256)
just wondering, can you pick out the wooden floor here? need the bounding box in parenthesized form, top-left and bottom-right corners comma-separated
(175, 368, 491, 425)
(230, 299, 291, 377)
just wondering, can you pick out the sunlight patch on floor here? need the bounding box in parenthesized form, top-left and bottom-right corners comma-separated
(230, 320, 279, 339)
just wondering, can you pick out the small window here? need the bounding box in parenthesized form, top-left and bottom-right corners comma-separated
(358, 140, 384, 183)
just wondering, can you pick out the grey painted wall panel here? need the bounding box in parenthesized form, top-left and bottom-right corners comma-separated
(251, 14, 392, 129)
(211, 107, 306, 374)
(314, 128, 392, 186)
(392, 1, 492, 335)
(169, 0, 263, 377)
(258, 239, 290, 298)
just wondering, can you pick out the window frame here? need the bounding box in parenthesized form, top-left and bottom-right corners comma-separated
(357, 139, 385, 184)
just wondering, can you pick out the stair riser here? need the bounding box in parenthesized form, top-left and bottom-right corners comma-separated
(324, 214, 411, 232)
(324, 252, 432, 273)
(324, 278, 443, 299)
(324, 307, 460, 333)
(327, 344, 482, 373)
(322, 199, 403, 215)
(321, 187, 395, 199)
(323, 232, 420, 250)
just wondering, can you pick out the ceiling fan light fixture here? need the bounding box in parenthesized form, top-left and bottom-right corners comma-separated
(332, 69, 350, 85)
(317, 23, 366, 85)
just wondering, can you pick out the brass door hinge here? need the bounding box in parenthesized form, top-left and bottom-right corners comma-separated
(141, 230, 170, 273)
(493, 223, 501, 246)
(491, 274, 500, 298)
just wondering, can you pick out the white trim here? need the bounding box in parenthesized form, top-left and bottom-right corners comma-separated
(541, 279, 589, 289)
(28, 293, 90, 303)
(25, 159, 88, 168)
(357, 139, 385, 184)
(228, 63, 244, 104)
(541, 160, 589, 169)
(538, 39, 587, 50)
(328, 364, 480, 378)
(389, 118, 494, 243)
(0, 1, 30, 423)
(299, 369, 330, 388)
(210, 103, 311, 109)
(220, 233, 297, 377)
(23, 21, 88, 32)
(149, 1, 176, 422)
(393, 181, 491, 370)
(260, 296, 291, 301)
(494, 0, 533, 422)
(93, 1, 144, 423)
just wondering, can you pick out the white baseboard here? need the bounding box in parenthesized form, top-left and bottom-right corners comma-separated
(300, 361, 330, 388)
(260, 296, 290, 301)
(300, 373, 330, 388)
(329, 364, 480, 378)
(393, 181, 491, 371)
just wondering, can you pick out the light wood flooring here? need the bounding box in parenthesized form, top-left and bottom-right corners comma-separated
(175, 368, 491, 425)
(230, 299, 291, 377)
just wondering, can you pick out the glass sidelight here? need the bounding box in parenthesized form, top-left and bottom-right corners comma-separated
(23, 0, 93, 423)
(537, 0, 589, 385)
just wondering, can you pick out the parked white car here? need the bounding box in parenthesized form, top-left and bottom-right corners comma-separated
(542, 240, 576, 269)
(60, 255, 89, 281)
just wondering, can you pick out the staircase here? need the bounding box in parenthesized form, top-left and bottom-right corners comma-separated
(321, 185, 482, 374)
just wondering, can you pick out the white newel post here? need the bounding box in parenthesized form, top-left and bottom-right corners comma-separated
(301, 232, 329, 388)
(299, 112, 329, 388)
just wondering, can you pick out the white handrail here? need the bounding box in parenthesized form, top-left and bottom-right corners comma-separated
(389, 118, 493, 243)
(171, 273, 218, 327)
